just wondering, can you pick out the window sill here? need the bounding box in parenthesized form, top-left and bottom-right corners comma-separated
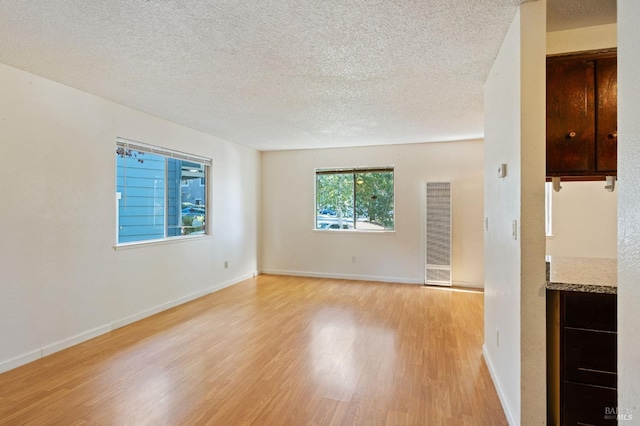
(312, 229, 396, 234)
(114, 234, 213, 250)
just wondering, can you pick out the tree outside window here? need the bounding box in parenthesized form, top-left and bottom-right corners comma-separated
(315, 167, 394, 231)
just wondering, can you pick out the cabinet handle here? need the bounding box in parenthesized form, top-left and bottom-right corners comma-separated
(608, 131, 617, 139)
(567, 131, 577, 138)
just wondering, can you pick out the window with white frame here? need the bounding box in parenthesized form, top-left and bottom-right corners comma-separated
(315, 167, 394, 231)
(116, 138, 211, 244)
(545, 181, 553, 236)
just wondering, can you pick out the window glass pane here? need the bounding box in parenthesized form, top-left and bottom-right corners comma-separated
(545, 182, 552, 236)
(179, 161, 206, 235)
(355, 171, 394, 230)
(116, 146, 208, 244)
(117, 150, 166, 243)
(315, 168, 394, 231)
(316, 173, 354, 230)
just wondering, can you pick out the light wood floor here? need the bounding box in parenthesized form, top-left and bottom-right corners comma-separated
(0, 275, 507, 425)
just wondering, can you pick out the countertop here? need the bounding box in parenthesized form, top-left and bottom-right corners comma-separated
(545, 256, 617, 294)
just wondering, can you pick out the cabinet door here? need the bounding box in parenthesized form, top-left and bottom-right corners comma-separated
(596, 57, 618, 173)
(546, 59, 595, 175)
(564, 328, 617, 388)
(563, 381, 617, 425)
(563, 292, 617, 332)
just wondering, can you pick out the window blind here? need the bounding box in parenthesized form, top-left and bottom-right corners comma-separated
(116, 137, 212, 166)
(315, 166, 393, 175)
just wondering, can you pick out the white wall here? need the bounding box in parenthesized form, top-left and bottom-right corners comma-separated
(483, 11, 522, 423)
(0, 62, 260, 372)
(546, 182, 617, 258)
(261, 141, 484, 287)
(483, 1, 546, 424)
(617, 0, 640, 417)
(547, 23, 617, 55)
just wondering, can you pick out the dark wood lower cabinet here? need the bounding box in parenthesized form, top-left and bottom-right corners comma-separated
(563, 382, 617, 425)
(564, 328, 617, 388)
(548, 291, 618, 425)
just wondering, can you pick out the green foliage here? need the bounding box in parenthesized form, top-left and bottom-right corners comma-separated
(316, 173, 354, 218)
(355, 172, 394, 229)
(316, 171, 394, 230)
(182, 215, 204, 235)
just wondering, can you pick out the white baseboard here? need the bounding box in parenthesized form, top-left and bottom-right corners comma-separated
(111, 271, 256, 330)
(0, 271, 257, 375)
(483, 345, 517, 426)
(0, 349, 42, 375)
(261, 269, 423, 285)
(42, 324, 112, 357)
(451, 280, 484, 289)
(259, 269, 483, 288)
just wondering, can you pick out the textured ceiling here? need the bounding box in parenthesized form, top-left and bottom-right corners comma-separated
(547, 0, 616, 32)
(1, 0, 530, 150)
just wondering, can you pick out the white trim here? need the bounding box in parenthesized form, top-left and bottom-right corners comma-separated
(314, 166, 396, 232)
(261, 269, 422, 285)
(451, 280, 484, 289)
(0, 349, 42, 375)
(111, 271, 254, 330)
(483, 345, 517, 426)
(0, 272, 257, 374)
(42, 325, 112, 357)
(312, 229, 396, 234)
(114, 234, 214, 250)
(260, 270, 482, 288)
(545, 181, 553, 236)
(422, 286, 483, 294)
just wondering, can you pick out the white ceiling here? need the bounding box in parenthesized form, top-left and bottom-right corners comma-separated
(547, 0, 616, 32)
(0, 0, 615, 151)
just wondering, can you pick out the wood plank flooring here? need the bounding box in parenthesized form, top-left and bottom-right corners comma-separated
(0, 275, 507, 425)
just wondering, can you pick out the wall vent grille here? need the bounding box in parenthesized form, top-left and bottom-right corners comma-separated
(425, 181, 452, 286)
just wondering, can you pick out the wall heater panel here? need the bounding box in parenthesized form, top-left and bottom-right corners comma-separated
(425, 181, 452, 286)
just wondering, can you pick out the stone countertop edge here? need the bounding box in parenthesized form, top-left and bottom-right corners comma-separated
(546, 281, 617, 294)
(545, 256, 617, 295)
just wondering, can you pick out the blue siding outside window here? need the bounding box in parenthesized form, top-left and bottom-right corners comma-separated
(116, 156, 188, 243)
(117, 153, 166, 243)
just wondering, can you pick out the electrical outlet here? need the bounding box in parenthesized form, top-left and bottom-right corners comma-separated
(512, 219, 518, 240)
(224, 261, 228, 269)
(496, 328, 500, 347)
(352, 256, 356, 263)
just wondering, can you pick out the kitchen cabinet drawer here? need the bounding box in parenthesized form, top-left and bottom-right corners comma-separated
(563, 292, 617, 331)
(564, 328, 617, 388)
(563, 381, 617, 425)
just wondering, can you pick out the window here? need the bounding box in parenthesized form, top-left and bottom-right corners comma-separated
(545, 181, 553, 236)
(315, 167, 394, 231)
(116, 138, 211, 244)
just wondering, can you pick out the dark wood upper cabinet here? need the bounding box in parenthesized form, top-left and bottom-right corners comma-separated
(546, 51, 617, 178)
